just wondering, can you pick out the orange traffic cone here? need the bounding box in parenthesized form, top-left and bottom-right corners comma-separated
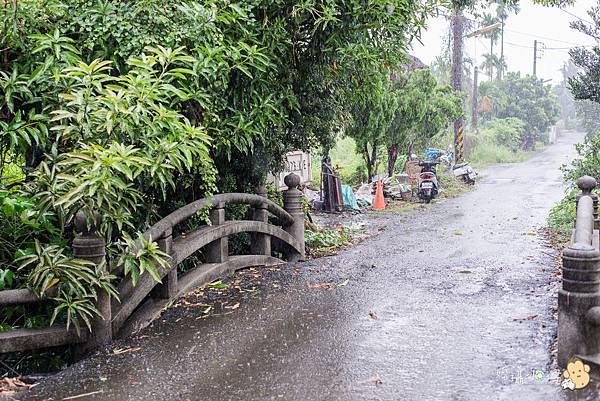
(372, 179, 385, 210)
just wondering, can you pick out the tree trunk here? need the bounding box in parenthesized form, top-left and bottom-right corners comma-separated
(500, 19, 505, 80)
(387, 144, 399, 177)
(370, 140, 378, 181)
(362, 144, 374, 183)
(490, 37, 494, 81)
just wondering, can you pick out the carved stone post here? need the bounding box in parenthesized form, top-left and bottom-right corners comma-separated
(72, 211, 111, 350)
(152, 228, 177, 299)
(283, 173, 305, 262)
(252, 186, 271, 256)
(575, 176, 598, 229)
(206, 202, 228, 263)
(559, 177, 600, 368)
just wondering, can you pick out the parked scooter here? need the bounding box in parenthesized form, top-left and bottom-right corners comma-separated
(453, 161, 477, 185)
(417, 160, 440, 203)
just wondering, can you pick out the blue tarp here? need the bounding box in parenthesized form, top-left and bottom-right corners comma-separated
(342, 184, 359, 210)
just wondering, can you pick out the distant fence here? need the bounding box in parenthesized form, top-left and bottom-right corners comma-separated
(0, 173, 305, 355)
(558, 175, 600, 370)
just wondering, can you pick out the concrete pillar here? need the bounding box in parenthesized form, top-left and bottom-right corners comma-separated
(206, 202, 228, 263)
(283, 173, 305, 262)
(252, 186, 271, 256)
(575, 176, 598, 229)
(151, 228, 177, 299)
(559, 176, 600, 368)
(558, 245, 600, 367)
(72, 211, 111, 350)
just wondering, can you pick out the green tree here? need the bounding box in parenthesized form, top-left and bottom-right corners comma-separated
(575, 101, 600, 138)
(479, 72, 559, 149)
(385, 69, 463, 175)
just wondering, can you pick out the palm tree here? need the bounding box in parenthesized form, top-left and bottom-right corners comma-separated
(480, 53, 500, 81)
(481, 12, 500, 56)
(493, 1, 520, 79)
(495, 56, 507, 80)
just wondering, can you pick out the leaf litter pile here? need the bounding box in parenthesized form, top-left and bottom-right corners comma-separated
(173, 265, 288, 319)
(0, 377, 36, 399)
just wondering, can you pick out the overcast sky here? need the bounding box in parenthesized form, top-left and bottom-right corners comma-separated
(411, 0, 598, 84)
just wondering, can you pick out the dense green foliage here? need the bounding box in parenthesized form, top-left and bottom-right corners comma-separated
(479, 72, 559, 149)
(549, 2, 600, 237)
(569, 3, 600, 103)
(575, 101, 600, 139)
(480, 117, 527, 151)
(0, 0, 440, 332)
(467, 117, 530, 167)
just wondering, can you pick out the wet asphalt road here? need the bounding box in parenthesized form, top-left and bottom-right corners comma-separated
(22, 132, 587, 401)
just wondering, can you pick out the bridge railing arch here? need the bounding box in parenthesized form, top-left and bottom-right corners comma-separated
(0, 173, 305, 354)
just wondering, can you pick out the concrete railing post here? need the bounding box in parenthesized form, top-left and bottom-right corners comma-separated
(152, 228, 177, 299)
(72, 211, 111, 350)
(206, 202, 228, 263)
(252, 186, 271, 256)
(575, 175, 598, 229)
(283, 173, 305, 262)
(559, 176, 600, 368)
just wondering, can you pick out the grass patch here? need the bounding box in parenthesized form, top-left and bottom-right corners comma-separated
(548, 189, 577, 243)
(468, 142, 531, 169)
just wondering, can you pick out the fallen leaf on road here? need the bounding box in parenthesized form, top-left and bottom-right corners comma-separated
(112, 346, 142, 355)
(176, 300, 211, 308)
(338, 279, 349, 287)
(369, 311, 378, 320)
(458, 269, 472, 274)
(205, 281, 229, 289)
(512, 315, 537, 321)
(308, 283, 335, 289)
(0, 377, 33, 397)
(526, 232, 537, 236)
(452, 230, 463, 236)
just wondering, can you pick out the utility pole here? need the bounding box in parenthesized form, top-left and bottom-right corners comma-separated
(533, 40, 538, 76)
(451, 11, 465, 163)
(472, 66, 478, 130)
(533, 40, 544, 76)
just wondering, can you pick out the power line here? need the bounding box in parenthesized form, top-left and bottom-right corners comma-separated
(504, 28, 586, 46)
(559, 8, 593, 25)
(504, 41, 533, 49)
(546, 44, 595, 50)
(504, 41, 595, 50)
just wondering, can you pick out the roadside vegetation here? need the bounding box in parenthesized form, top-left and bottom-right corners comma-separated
(0, 0, 438, 341)
(548, 3, 600, 241)
(468, 72, 560, 168)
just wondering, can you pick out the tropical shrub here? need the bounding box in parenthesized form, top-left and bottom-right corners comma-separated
(479, 72, 560, 149)
(479, 117, 527, 152)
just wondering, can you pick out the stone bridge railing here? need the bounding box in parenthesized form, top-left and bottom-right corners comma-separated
(0, 173, 304, 355)
(559, 175, 600, 370)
